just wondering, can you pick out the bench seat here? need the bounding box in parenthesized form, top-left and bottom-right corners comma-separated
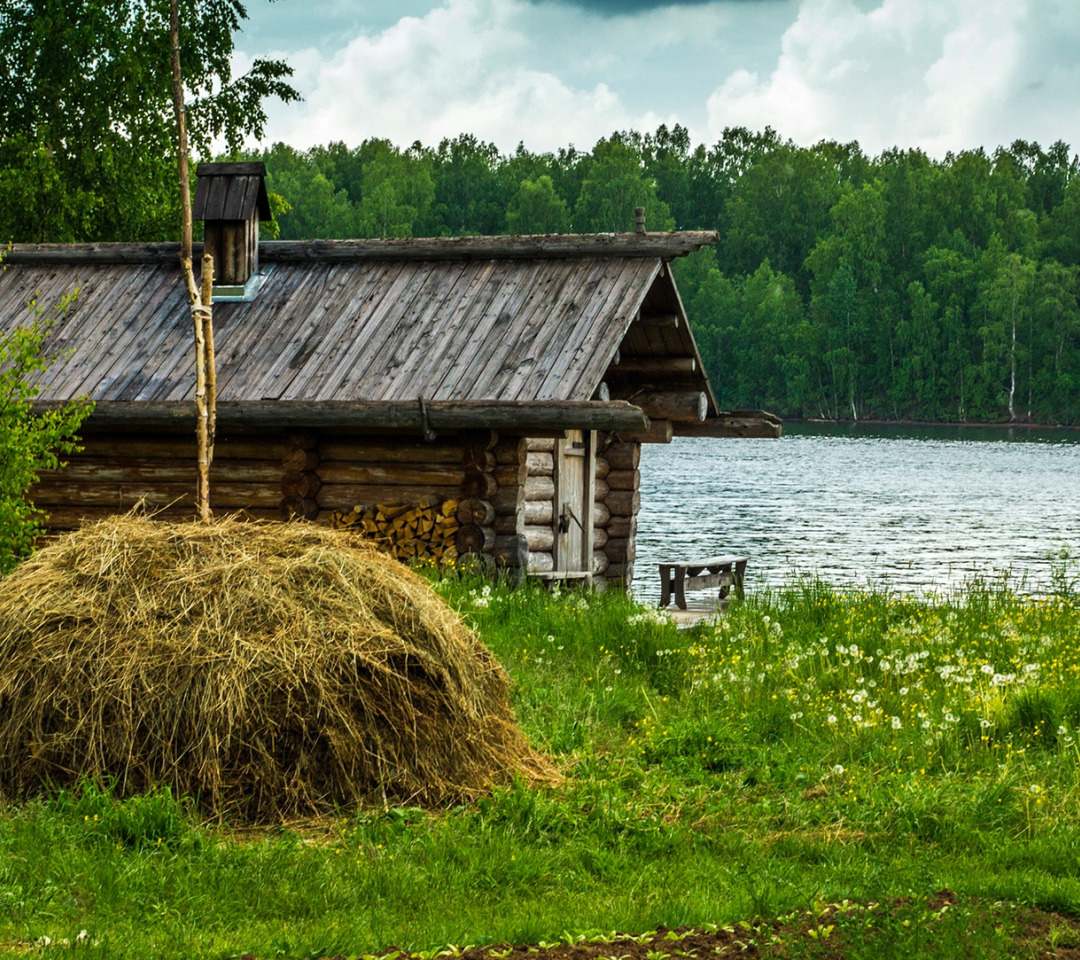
(658, 556, 748, 610)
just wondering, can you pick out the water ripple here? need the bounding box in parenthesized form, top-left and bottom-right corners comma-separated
(634, 425, 1080, 600)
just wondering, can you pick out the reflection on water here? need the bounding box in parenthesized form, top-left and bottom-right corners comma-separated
(635, 423, 1080, 600)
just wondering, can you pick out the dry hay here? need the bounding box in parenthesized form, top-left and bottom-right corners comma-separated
(0, 514, 555, 822)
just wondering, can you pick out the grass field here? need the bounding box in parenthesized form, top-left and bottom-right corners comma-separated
(2, 566, 1080, 958)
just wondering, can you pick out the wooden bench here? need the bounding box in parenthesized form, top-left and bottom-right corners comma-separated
(658, 556, 748, 610)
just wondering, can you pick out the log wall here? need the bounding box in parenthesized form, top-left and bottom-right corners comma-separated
(35, 433, 285, 529)
(595, 434, 641, 586)
(36, 427, 644, 586)
(522, 437, 555, 575)
(492, 435, 528, 571)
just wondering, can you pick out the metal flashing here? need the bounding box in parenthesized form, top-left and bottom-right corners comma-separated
(212, 265, 272, 302)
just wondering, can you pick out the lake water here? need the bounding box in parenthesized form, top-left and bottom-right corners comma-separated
(635, 423, 1080, 601)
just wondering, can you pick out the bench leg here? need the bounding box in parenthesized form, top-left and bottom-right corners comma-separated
(659, 565, 672, 608)
(733, 559, 747, 600)
(674, 568, 688, 610)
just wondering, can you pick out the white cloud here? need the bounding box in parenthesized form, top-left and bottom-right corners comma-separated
(251, 0, 674, 153)
(704, 0, 1076, 156)
(238, 0, 1080, 157)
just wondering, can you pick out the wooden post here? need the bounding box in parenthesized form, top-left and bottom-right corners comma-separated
(170, 0, 216, 522)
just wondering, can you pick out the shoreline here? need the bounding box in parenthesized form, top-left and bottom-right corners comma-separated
(785, 417, 1079, 431)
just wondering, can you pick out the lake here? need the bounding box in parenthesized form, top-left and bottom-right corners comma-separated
(635, 423, 1080, 601)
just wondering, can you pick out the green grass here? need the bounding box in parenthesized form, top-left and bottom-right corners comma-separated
(3, 570, 1080, 958)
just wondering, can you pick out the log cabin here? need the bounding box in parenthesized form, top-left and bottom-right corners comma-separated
(0, 162, 779, 586)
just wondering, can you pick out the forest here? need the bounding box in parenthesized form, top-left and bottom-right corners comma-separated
(3, 115, 1079, 423)
(251, 128, 1080, 426)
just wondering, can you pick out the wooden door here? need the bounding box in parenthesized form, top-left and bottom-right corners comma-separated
(553, 429, 596, 572)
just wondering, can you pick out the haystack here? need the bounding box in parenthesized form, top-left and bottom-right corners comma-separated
(0, 515, 553, 821)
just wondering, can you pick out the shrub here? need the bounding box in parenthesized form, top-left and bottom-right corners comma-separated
(0, 292, 93, 573)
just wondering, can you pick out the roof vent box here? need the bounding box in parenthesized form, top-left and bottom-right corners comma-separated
(192, 162, 273, 287)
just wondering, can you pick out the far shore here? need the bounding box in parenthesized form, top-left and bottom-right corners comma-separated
(783, 417, 1079, 431)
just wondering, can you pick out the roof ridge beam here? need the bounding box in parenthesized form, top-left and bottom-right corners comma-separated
(5, 232, 718, 265)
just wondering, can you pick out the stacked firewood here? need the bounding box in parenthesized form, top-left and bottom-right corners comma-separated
(329, 499, 461, 564)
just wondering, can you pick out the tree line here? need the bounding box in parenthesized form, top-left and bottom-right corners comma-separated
(245, 129, 1080, 425)
(2, 2, 1078, 426)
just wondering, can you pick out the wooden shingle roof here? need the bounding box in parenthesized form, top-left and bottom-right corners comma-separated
(1, 233, 718, 430)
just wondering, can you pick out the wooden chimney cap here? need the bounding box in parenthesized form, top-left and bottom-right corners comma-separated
(192, 162, 272, 223)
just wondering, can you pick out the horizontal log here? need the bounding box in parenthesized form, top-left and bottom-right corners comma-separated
(606, 469, 640, 491)
(493, 463, 527, 487)
(527, 552, 554, 574)
(460, 472, 498, 499)
(619, 420, 673, 444)
(9, 232, 719, 265)
(281, 471, 322, 499)
(592, 502, 611, 527)
(282, 447, 320, 472)
(263, 233, 719, 262)
(524, 476, 555, 502)
(606, 516, 637, 540)
(316, 483, 461, 509)
(459, 429, 500, 452)
(593, 551, 610, 576)
(633, 391, 707, 423)
(318, 440, 463, 464)
(674, 411, 783, 439)
(493, 534, 528, 569)
(593, 478, 609, 501)
(455, 524, 495, 555)
(317, 463, 464, 485)
(280, 497, 320, 521)
(526, 451, 554, 477)
(457, 498, 496, 526)
(493, 515, 519, 536)
(604, 537, 636, 564)
(60, 400, 651, 434)
(492, 484, 523, 515)
(606, 562, 634, 583)
(462, 449, 497, 473)
(76, 436, 277, 461)
(30, 479, 282, 508)
(606, 489, 640, 517)
(525, 438, 555, 453)
(42, 505, 283, 529)
(524, 525, 554, 552)
(594, 456, 610, 481)
(283, 431, 319, 451)
(636, 313, 679, 328)
(524, 500, 553, 526)
(592, 527, 608, 549)
(41, 504, 191, 528)
(611, 356, 696, 375)
(602, 442, 640, 471)
(494, 437, 529, 465)
(38, 458, 283, 484)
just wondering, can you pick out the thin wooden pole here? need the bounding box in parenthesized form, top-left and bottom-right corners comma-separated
(170, 0, 215, 521)
(201, 255, 216, 515)
(169, 0, 191, 263)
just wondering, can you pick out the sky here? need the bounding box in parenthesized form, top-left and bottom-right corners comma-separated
(233, 0, 1080, 159)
